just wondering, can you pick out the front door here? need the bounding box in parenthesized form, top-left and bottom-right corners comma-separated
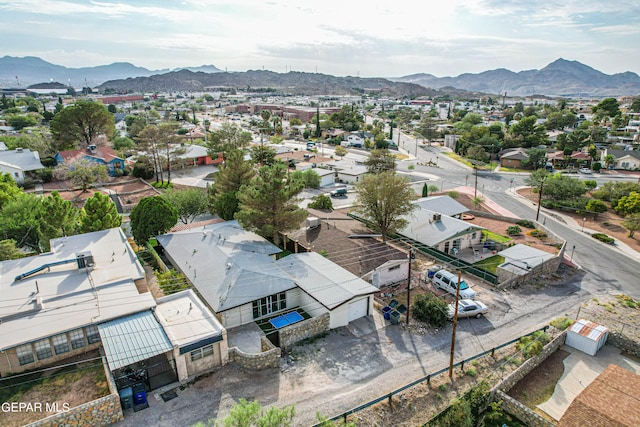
(444, 241, 450, 254)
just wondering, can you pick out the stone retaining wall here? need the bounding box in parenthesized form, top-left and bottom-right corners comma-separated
(228, 337, 281, 370)
(496, 330, 566, 393)
(607, 331, 640, 358)
(25, 358, 123, 427)
(279, 313, 330, 351)
(494, 390, 555, 427)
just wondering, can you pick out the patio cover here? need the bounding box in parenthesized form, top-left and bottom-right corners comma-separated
(99, 310, 173, 371)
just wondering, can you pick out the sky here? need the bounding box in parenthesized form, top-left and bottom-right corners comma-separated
(1, 0, 640, 78)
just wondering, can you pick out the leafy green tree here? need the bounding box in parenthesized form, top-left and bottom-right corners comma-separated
(545, 110, 576, 130)
(585, 199, 607, 214)
(523, 169, 548, 191)
(308, 194, 333, 210)
(50, 100, 115, 149)
(207, 123, 252, 156)
(411, 293, 448, 327)
(522, 148, 547, 170)
(593, 97, 620, 119)
(290, 169, 320, 189)
(38, 192, 79, 250)
(0, 239, 25, 261)
(508, 116, 548, 148)
(542, 174, 587, 201)
(80, 192, 122, 232)
(630, 98, 640, 113)
(249, 145, 276, 166)
(334, 145, 347, 159)
(466, 145, 489, 163)
(162, 188, 209, 224)
(327, 105, 363, 131)
(354, 171, 417, 241)
(0, 193, 42, 251)
(622, 213, 640, 238)
(615, 191, 640, 217)
(55, 159, 108, 192)
(215, 192, 239, 221)
(235, 163, 307, 245)
(130, 196, 178, 244)
(0, 173, 22, 209)
(364, 149, 396, 174)
(8, 114, 39, 130)
(113, 136, 136, 150)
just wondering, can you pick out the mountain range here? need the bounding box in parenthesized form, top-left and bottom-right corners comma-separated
(0, 56, 222, 87)
(394, 58, 640, 97)
(1, 56, 639, 97)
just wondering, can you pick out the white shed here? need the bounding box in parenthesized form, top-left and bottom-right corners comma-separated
(565, 319, 609, 356)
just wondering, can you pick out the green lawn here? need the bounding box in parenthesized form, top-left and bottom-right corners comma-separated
(473, 255, 505, 274)
(482, 230, 512, 244)
(442, 152, 475, 168)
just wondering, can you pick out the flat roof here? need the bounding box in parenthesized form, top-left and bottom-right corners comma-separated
(413, 196, 469, 217)
(155, 289, 225, 352)
(498, 244, 555, 269)
(99, 310, 173, 371)
(0, 228, 154, 350)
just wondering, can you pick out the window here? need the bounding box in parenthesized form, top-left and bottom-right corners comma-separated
(69, 329, 86, 350)
(190, 344, 214, 362)
(16, 344, 34, 366)
(85, 325, 100, 344)
(252, 292, 287, 319)
(52, 334, 69, 355)
(34, 339, 52, 360)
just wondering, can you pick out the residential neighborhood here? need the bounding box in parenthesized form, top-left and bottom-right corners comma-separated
(2, 44, 640, 427)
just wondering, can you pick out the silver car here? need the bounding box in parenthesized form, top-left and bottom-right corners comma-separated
(447, 299, 488, 320)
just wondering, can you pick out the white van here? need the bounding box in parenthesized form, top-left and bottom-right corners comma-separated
(432, 269, 476, 299)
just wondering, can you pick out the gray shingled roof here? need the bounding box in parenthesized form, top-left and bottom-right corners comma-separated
(0, 148, 44, 171)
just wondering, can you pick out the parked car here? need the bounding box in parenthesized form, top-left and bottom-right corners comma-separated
(579, 168, 592, 174)
(330, 188, 347, 198)
(447, 299, 488, 320)
(432, 269, 476, 299)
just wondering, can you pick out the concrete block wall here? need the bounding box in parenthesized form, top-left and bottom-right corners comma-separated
(25, 358, 123, 427)
(279, 313, 330, 351)
(494, 390, 555, 427)
(228, 337, 281, 370)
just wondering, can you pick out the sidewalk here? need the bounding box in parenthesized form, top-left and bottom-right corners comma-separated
(509, 186, 640, 263)
(454, 186, 518, 218)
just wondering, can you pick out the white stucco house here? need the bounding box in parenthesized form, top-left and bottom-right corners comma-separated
(0, 147, 44, 183)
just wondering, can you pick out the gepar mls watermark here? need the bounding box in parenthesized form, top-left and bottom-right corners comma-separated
(2, 401, 71, 413)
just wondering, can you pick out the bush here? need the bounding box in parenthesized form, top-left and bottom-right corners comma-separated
(550, 316, 573, 330)
(412, 293, 448, 327)
(516, 331, 551, 359)
(447, 190, 460, 199)
(307, 194, 333, 210)
(528, 229, 547, 238)
(585, 199, 607, 213)
(506, 225, 521, 235)
(516, 219, 535, 229)
(592, 233, 615, 244)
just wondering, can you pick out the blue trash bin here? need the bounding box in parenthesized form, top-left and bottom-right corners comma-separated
(382, 306, 392, 320)
(132, 382, 147, 405)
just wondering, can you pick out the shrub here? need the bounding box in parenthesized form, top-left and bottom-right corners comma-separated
(506, 225, 521, 235)
(592, 233, 614, 244)
(585, 199, 607, 213)
(516, 219, 535, 229)
(528, 229, 547, 238)
(308, 194, 333, 210)
(439, 384, 447, 392)
(412, 293, 448, 327)
(465, 368, 477, 377)
(550, 316, 573, 330)
(516, 331, 551, 358)
(447, 190, 460, 199)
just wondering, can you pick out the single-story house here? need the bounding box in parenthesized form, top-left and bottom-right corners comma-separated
(0, 147, 45, 183)
(55, 145, 125, 176)
(499, 148, 529, 168)
(603, 149, 640, 170)
(496, 244, 556, 283)
(157, 221, 378, 331)
(414, 195, 468, 219)
(361, 259, 409, 288)
(0, 228, 155, 377)
(558, 364, 640, 427)
(546, 150, 592, 169)
(174, 144, 224, 167)
(397, 197, 485, 254)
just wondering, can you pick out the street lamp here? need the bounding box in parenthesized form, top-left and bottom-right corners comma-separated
(582, 217, 586, 233)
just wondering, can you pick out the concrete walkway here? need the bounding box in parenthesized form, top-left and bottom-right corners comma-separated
(538, 345, 640, 420)
(454, 185, 519, 218)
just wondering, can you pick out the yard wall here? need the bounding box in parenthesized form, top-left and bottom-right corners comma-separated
(490, 331, 566, 427)
(228, 337, 280, 370)
(494, 390, 555, 427)
(607, 330, 640, 358)
(279, 313, 330, 351)
(24, 358, 123, 427)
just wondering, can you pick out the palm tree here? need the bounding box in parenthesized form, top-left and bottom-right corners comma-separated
(603, 154, 615, 170)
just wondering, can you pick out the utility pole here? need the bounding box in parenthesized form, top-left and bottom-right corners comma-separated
(474, 165, 478, 198)
(406, 248, 414, 325)
(536, 178, 545, 222)
(448, 271, 462, 380)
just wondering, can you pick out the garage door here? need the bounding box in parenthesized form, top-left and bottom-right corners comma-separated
(348, 298, 368, 322)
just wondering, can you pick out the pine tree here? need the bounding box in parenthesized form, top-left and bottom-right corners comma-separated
(80, 192, 122, 233)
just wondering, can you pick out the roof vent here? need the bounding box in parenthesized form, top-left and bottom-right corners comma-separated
(16, 147, 24, 152)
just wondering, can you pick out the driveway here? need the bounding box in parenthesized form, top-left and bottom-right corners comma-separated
(171, 165, 217, 188)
